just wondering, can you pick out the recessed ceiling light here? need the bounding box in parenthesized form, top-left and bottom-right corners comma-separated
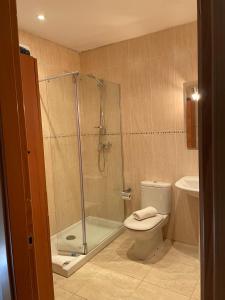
(37, 14, 45, 21)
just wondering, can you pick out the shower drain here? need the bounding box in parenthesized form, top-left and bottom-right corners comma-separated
(66, 235, 76, 240)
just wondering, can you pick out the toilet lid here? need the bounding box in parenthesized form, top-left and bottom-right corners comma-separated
(124, 214, 165, 231)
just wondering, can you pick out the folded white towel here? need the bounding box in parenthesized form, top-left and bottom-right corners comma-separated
(133, 206, 157, 221)
(52, 255, 72, 267)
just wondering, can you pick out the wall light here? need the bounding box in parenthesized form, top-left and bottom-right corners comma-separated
(191, 87, 200, 102)
(37, 14, 45, 21)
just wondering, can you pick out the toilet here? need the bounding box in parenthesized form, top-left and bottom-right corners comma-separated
(124, 181, 171, 260)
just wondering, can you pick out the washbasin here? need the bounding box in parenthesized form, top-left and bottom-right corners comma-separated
(175, 176, 199, 198)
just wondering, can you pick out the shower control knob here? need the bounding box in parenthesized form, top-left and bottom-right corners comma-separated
(103, 142, 112, 150)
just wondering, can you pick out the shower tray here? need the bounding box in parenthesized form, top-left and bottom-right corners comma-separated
(51, 216, 124, 277)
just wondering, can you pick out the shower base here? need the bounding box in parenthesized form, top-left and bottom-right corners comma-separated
(51, 216, 124, 277)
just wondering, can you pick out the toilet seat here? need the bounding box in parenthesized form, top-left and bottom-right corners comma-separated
(124, 214, 166, 231)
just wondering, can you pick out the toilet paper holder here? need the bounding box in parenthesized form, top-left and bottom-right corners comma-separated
(121, 188, 132, 200)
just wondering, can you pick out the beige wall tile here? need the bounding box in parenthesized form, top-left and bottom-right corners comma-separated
(80, 47, 108, 75)
(81, 134, 124, 222)
(39, 81, 51, 138)
(43, 138, 57, 234)
(20, 22, 199, 245)
(191, 282, 200, 300)
(149, 26, 176, 59)
(51, 136, 81, 232)
(151, 133, 177, 181)
(122, 134, 154, 214)
(81, 22, 199, 245)
(173, 190, 199, 246)
(79, 76, 101, 135)
(106, 41, 128, 69)
(46, 76, 77, 137)
(175, 133, 199, 179)
(105, 135, 124, 221)
(104, 81, 121, 134)
(149, 57, 177, 132)
(19, 30, 80, 235)
(128, 35, 151, 66)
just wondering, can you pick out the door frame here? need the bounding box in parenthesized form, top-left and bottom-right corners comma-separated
(198, 0, 225, 299)
(0, 0, 224, 299)
(0, 134, 13, 299)
(198, 0, 213, 299)
(0, 0, 47, 298)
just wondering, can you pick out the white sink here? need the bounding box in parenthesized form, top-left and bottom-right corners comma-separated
(175, 176, 199, 198)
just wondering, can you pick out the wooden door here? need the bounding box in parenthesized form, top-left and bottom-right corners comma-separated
(198, 0, 225, 299)
(0, 0, 54, 295)
(20, 54, 54, 300)
(0, 145, 13, 299)
(0, 0, 39, 298)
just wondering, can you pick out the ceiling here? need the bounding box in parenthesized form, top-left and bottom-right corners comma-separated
(16, 0, 197, 52)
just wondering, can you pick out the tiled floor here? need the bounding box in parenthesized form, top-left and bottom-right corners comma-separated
(53, 231, 200, 300)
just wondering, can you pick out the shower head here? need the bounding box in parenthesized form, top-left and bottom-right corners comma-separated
(87, 74, 104, 87)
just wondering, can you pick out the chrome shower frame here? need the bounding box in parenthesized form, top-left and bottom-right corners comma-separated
(39, 71, 125, 256)
(40, 71, 88, 254)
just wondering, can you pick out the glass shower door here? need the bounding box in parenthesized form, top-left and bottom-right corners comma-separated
(78, 74, 124, 253)
(40, 74, 86, 255)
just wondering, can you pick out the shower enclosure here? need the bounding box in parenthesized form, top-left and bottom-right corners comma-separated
(39, 72, 124, 259)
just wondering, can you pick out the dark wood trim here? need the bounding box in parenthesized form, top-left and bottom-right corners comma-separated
(198, 0, 225, 299)
(211, 0, 225, 299)
(0, 0, 39, 298)
(0, 128, 13, 299)
(20, 54, 54, 300)
(0, 1, 36, 299)
(198, 0, 214, 299)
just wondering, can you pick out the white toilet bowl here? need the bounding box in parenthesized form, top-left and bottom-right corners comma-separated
(123, 180, 171, 260)
(124, 214, 168, 260)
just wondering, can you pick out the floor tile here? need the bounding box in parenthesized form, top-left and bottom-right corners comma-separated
(91, 235, 148, 280)
(90, 244, 120, 264)
(127, 281, 189, 300)
(145, 240, 199, 268)
(68, 295, 86, 300)
(54, 286, 74, 300)
(53, 232, 200, 300)
(76, 268, 140, 300)
(56, 262, 100, 294)
(143, 260, 198, 297)
(53, 273, 65, 285)
(93, 255, 150, 280)
(169, 242, 199, 266)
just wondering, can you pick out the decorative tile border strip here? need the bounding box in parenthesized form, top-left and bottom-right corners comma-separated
(123, 130, 186, 135)
(81, 132, 121, 136)
(43, 132, 121, 138)
(43, 134, 77, 139)
(43, 130, 186, 139)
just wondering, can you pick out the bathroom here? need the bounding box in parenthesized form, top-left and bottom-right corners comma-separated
(16, 0, 199, 299)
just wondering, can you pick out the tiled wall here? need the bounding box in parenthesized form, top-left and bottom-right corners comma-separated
(19, 31, 81, 235)
(19, 31, 124, 237)
(80, 22, 199, 245)
(20, 23, 199, 245)
(79, 77, 124, 223)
